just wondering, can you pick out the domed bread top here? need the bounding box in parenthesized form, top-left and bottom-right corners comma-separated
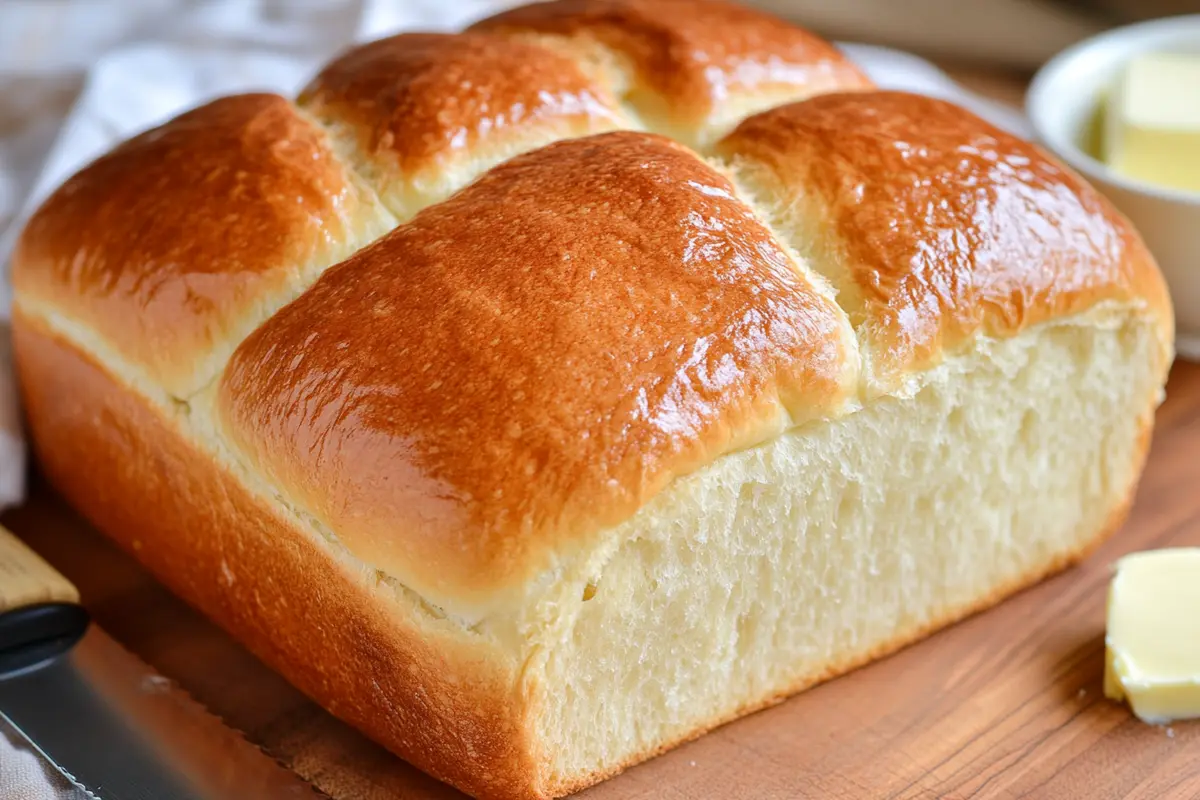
(218, 131, 858, 614)
(299, 33, 631, 220)
(10, 0, 1172, 622)
(471, 0, 874, 149)
(11, 1, 875, 408)
(716, 91, 1173, 392)
(11, 93, 396, 397)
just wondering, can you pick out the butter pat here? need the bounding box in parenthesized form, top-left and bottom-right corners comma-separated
(1104, 52, 1200, 193)
(1104, 548, 1200, 723)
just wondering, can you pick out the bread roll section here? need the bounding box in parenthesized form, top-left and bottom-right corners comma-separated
(716, 90, 1173, 391)
(473, 0, 874, 147)
(299, 33, 632, 220)
(12, 94, 396, 397)
(218, 131, 857, 614)
(10, 0, 1174, 798)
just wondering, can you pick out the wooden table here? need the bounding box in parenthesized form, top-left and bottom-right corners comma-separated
(6, 72, 1200, 799)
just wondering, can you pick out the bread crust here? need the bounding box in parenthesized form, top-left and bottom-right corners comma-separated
(471, 0, 873, 136)
(300, 32, 627, 188)
(717, 91, 1174, 389)
(12, 310, 542, 800)
(11, 94, 393, 397)
(217, 131, 857, 615)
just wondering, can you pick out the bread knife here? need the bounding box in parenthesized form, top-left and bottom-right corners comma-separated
(0, 524, 321, 799)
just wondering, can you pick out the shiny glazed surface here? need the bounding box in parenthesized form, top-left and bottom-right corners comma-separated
(719, 91, 1172, 383)
(300, 33, 625, 178)
(219, 132, 854, 599)
(472, 0, 873, 135)
(11, 94, 388, 396)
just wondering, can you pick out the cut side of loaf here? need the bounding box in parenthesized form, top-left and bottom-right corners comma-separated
(530, 316, 1161, 789)
(10, 1, 1174, 798)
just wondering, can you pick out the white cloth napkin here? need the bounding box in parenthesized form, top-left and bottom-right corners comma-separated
(0, 2, 1030, 796)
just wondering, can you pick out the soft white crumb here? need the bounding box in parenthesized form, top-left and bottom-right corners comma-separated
(1167, 727, 1175, 739)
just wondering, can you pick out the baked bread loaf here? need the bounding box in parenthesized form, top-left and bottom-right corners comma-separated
(10, 0, 1173, 797)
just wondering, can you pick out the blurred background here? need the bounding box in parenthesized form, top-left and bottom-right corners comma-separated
(6, 0, 1199, 72)
(754, 0, 1199, 68)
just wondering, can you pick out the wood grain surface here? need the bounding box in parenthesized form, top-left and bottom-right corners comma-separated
(0, 523, 78, 612)
(5, 74, 1200, 800)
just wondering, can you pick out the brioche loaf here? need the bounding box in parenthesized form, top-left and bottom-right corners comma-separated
(10, 0, 1173, 797)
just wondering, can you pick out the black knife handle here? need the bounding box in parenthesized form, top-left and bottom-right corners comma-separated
(0, 603, 90, 679)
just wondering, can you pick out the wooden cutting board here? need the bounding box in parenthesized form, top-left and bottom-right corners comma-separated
(7, 75, 1200, 800)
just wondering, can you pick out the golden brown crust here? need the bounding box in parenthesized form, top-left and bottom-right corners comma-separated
(299, 32, 627, 215)
(218, 131, 855, 614)
(11, 311, 541, 800)
(471, 0, 873, 144)
(11, 94, 393, 397)
(717, 91, 1174, 388)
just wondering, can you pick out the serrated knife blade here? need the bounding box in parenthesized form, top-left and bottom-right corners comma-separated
(0, 525, 322, 800)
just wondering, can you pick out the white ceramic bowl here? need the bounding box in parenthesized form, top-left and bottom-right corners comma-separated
(1027, 15, 1200, 360)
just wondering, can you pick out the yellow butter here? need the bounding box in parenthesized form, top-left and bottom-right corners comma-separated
(1104, 53, 1200, 193)
(1104, 548, 1200, 723)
